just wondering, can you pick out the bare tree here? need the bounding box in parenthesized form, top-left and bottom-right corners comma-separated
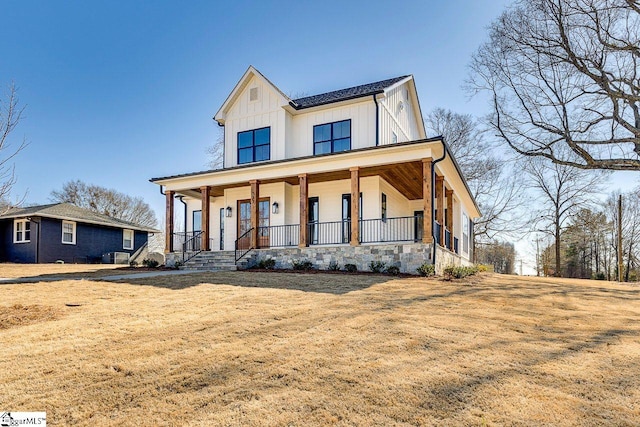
(525, 156, 606, 276)
(469, 0, 640, 170)
(206, 126, 224, 170)
(426, 108, 526, 241)
(51, 180, 157, 228)
(0, 82, 28, 213)
(605, 189, 640, 280)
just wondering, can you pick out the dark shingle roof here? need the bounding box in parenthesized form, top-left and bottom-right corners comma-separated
(290, 75, 410, 110)
(0, 203, 157, 232)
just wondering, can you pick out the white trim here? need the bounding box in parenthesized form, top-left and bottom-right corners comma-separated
(13, 219, 30, 243)
(62, 220, 76, 245)
(123, 229, 134, 250)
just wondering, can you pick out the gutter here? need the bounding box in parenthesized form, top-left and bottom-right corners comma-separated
(431, 140, 448, 266)
(373, 94, 379, 146)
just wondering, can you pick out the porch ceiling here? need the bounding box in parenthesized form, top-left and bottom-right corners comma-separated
(181, 160, 425, 201)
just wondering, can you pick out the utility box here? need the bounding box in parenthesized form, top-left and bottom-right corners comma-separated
(102, 252, 130, 264)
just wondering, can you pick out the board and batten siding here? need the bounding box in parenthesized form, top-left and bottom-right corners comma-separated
(224, 75, 287, 167)
(379, 81, 422, 145)
(287, 100, 377, 158)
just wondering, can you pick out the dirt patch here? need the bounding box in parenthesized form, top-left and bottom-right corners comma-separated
(0, 304, 64, 329)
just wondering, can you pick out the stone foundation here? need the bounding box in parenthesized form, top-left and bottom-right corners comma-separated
(168, 243, 472, 274)
(434, 245, 473, 273)
(249, 243, 434, 274)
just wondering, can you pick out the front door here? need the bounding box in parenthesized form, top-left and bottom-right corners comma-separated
(237, 198, 270, 249)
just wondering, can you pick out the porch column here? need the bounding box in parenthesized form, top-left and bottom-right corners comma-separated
(421, 159, 434, 244)
(350, 167, 360, 246)
(200, 186, 210, 251)
(299, 174, 308, 247)
(436, 175, 445, 246)
(165, 190, 174, 253)
(250, 180, 259, 249)
(446, 189, 454, 251)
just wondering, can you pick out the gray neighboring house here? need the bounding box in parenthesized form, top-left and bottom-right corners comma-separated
(0, 203, 157, 264)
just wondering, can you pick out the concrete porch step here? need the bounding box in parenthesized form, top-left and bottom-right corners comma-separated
(181, 250, 241, 272)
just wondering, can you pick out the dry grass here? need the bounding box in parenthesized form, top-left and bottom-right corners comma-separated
(1, 271, 639, 426)
(0, 263, 138, 279)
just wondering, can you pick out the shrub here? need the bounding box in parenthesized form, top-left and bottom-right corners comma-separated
(344, 263, 357, 273)
(477, 264, 489, 272)
(173, 260, 183, 269)
(417, 263, 435, 277)
(129, 260, 138, 267)
(443, 265, 478, 280)
(258, 258, 276, 270)
(594, 271, 606, 280)
(292, 259, 314, 271)
(369, 261, 386, 273)
(142, 258, 159, 268)
(328, 260, 340, 271)
(385, 265, 400, 276)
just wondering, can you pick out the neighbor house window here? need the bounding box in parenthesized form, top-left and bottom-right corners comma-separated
(14, 219, 30, 243)
(123, 229, 134, 250)
(313, 120, 351, 155)
(238, 127, 270, 164)
(62, 221, 76, 244)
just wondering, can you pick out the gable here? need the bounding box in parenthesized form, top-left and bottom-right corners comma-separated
(214, 66, 290, 125)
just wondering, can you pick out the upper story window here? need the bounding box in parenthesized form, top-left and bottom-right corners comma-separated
(313, 120, 351, 155)
(238, 127, 270, 164)
(62, 221, 76, 244)
(123, 229, 134, 250)
(14, 219, 30, 243)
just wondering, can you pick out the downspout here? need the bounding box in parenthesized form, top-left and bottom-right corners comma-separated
(217, 121, 225, 169)
(177, 196, 187, 263)
(159, 185, 165, 196)
(372, 94, 379, 146)
(431, 140, 448, 266)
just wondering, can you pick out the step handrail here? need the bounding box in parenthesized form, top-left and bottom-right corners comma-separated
(235, 228, 254, 262)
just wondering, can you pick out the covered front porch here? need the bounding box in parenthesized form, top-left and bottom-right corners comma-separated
(156, 140, 470, 266)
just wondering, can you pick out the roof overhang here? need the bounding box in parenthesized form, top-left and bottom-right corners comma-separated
(0, 212, 158, 233)
(152, 138, 481, 219)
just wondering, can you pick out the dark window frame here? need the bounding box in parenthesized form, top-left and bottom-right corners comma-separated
(381, 193, 387, 222)
(313, 119, 351, 155)
(237, 127, 271, 164)
(193, 210, 202, 233)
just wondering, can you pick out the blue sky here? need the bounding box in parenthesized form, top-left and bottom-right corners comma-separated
(2, 0, 636, 257)
(2, 0, 513, 218)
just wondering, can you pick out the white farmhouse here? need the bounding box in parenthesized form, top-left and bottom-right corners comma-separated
(151, 66, 481, 273)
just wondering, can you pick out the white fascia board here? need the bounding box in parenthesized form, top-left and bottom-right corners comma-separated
(157, 143, 438, 190)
